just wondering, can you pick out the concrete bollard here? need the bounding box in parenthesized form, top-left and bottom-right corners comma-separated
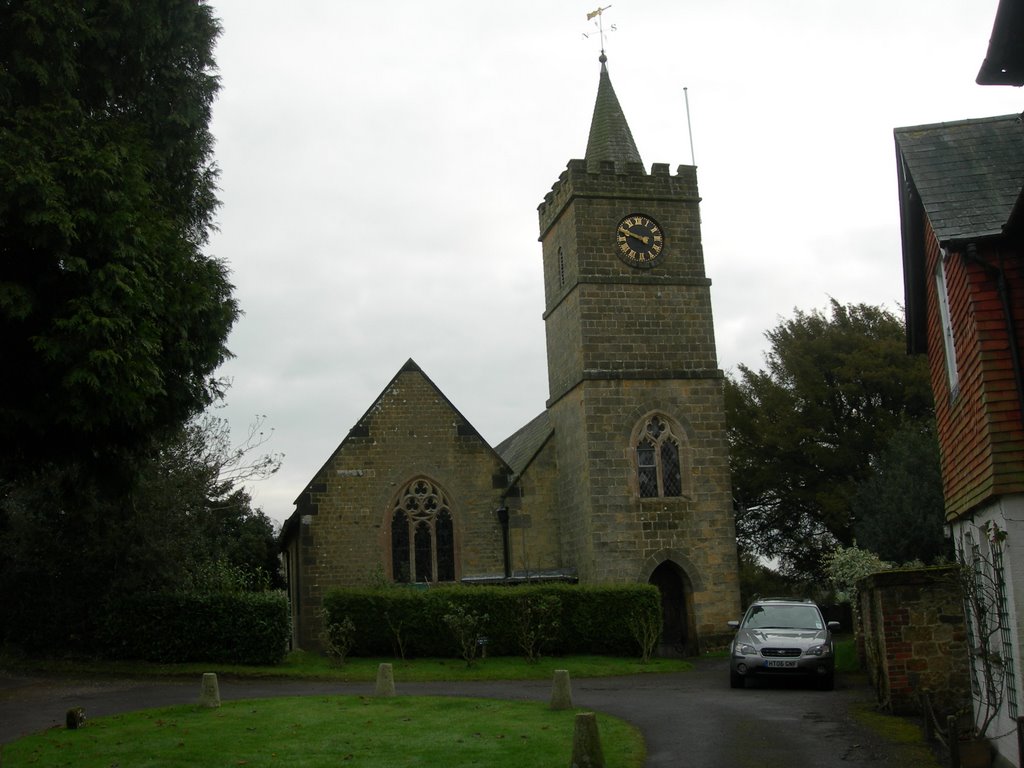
(375, 662, 396, 696)
(550, 668, 573, 710)
(198, 672, 221, 708)
(570, 712, 605, 768)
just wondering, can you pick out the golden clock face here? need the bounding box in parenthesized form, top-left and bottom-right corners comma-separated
(615, 213, 664, 267)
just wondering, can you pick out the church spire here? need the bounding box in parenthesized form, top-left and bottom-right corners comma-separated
(584, 54, 644, 173)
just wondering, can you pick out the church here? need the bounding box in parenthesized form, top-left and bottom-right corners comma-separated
(280, 54, 742, 654)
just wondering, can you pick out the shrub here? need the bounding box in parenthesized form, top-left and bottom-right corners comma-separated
(514, 594, 561, 662)
(442, 603, 490, 666)
(322, 583, 661, 659)
(320, 613, 356, 665)
(99, 591, 290, 665)
(823, 545, 892, 604)
(628, 604, 662, 663)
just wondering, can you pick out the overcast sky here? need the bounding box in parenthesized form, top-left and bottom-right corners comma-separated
(206, 0, 1023, 524)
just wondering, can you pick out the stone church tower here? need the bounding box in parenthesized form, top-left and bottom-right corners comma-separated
(534, 54, 740, 646)
(281, 55, 740, 654)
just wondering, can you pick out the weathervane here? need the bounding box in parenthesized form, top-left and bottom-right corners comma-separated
(582, 5, 616, 56)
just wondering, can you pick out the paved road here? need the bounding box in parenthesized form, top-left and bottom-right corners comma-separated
(0, 658, 938, 767)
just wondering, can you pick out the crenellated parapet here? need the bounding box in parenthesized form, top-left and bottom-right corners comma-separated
(538, 159, 699, 238)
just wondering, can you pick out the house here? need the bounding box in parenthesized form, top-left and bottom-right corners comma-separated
(895, 3, 1024, 757)
(279, 54, 742, 654)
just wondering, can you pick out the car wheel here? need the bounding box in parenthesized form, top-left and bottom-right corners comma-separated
(817, 672, 834, 691)
(730, 670, 744, 689)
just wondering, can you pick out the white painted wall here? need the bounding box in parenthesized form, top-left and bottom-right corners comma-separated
(952, 493, 1024, 768)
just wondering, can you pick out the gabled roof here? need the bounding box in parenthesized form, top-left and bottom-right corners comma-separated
(895, 114, 1024, 354)
(895, 114, 1024, 244)
(584, 54, 643, 173)
(495, 410, 552, 477)
(291, 358, 506, 506)
(977, 0, 1024, 85)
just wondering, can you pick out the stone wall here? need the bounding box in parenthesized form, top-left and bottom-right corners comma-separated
(856, 566, 970, 717)
(538, 159, 741, 649)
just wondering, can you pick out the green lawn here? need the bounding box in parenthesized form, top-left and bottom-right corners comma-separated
(0, 653, 672, 767)
(2, 696, 645, 768)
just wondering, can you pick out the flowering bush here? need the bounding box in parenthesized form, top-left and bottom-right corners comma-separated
(823, 545, 892, 603)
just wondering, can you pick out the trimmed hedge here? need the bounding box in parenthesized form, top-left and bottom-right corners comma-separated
(99, 591, 290, 665)
(322, 583, 661, 658)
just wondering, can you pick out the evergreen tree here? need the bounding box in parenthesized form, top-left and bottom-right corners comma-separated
(0, 2, 245, 651)
(726, 300, 935, 577)
(852, 419, 949, 564)
(0, 1, 236, 481)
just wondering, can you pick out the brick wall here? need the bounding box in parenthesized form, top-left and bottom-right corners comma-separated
(857, 566, 970, 716)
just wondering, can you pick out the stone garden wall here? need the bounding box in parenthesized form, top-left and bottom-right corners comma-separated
(856, 565, 971, 717)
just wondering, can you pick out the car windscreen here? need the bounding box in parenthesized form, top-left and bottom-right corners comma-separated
(742, 604, 823, 630)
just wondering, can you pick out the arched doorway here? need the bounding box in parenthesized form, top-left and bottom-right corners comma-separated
(649, 561, 695, 657)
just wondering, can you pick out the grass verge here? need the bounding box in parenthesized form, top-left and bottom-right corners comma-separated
(1, 650, 692, 682)
(834, 637, 859, 674)
(850, 701, 943, 768)
(2, 695, 645, 768)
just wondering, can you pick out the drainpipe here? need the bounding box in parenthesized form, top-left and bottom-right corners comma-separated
(495, 506, 511, 579)
(964, 243, 1024, 430)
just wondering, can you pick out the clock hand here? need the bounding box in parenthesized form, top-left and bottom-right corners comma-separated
(617, 226, 649, 245)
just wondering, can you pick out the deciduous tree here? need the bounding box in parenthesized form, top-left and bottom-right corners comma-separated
(0, 409, 283, 650)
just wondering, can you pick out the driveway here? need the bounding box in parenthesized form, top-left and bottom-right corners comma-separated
(0, 658, 940, 767)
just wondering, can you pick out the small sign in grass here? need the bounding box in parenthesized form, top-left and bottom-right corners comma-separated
(3, 696, 645, 768)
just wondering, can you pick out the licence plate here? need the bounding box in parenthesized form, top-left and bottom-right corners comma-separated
(764, 659, 798, 668)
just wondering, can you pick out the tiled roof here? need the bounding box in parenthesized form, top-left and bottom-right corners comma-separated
(895, 114, 1024, 243)
(495, 410, 552, 477)
(584, 55, 643, 173)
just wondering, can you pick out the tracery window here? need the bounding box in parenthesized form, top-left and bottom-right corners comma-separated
(636, 415, 683, 498)
(390, 478, 455, 583)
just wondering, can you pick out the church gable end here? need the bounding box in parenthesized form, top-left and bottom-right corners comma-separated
(282, 359, 512, 649)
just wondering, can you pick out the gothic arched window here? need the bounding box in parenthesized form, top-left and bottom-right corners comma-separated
(636, 415, 684, 498)
(390, 478, 456, 583)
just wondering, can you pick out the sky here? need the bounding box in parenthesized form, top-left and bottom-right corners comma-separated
(205, 0, 1024, 525)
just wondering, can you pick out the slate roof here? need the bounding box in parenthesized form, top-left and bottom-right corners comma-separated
(495, 410, 552, 477)
(895, 114, 1024, 244)
(584, 55, 643, 173)
(895, 114, 1024, 354)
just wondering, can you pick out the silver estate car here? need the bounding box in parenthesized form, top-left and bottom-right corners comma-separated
(728, 598, 840, 690)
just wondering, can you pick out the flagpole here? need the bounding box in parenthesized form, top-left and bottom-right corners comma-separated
(683, 87, 695, 165)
